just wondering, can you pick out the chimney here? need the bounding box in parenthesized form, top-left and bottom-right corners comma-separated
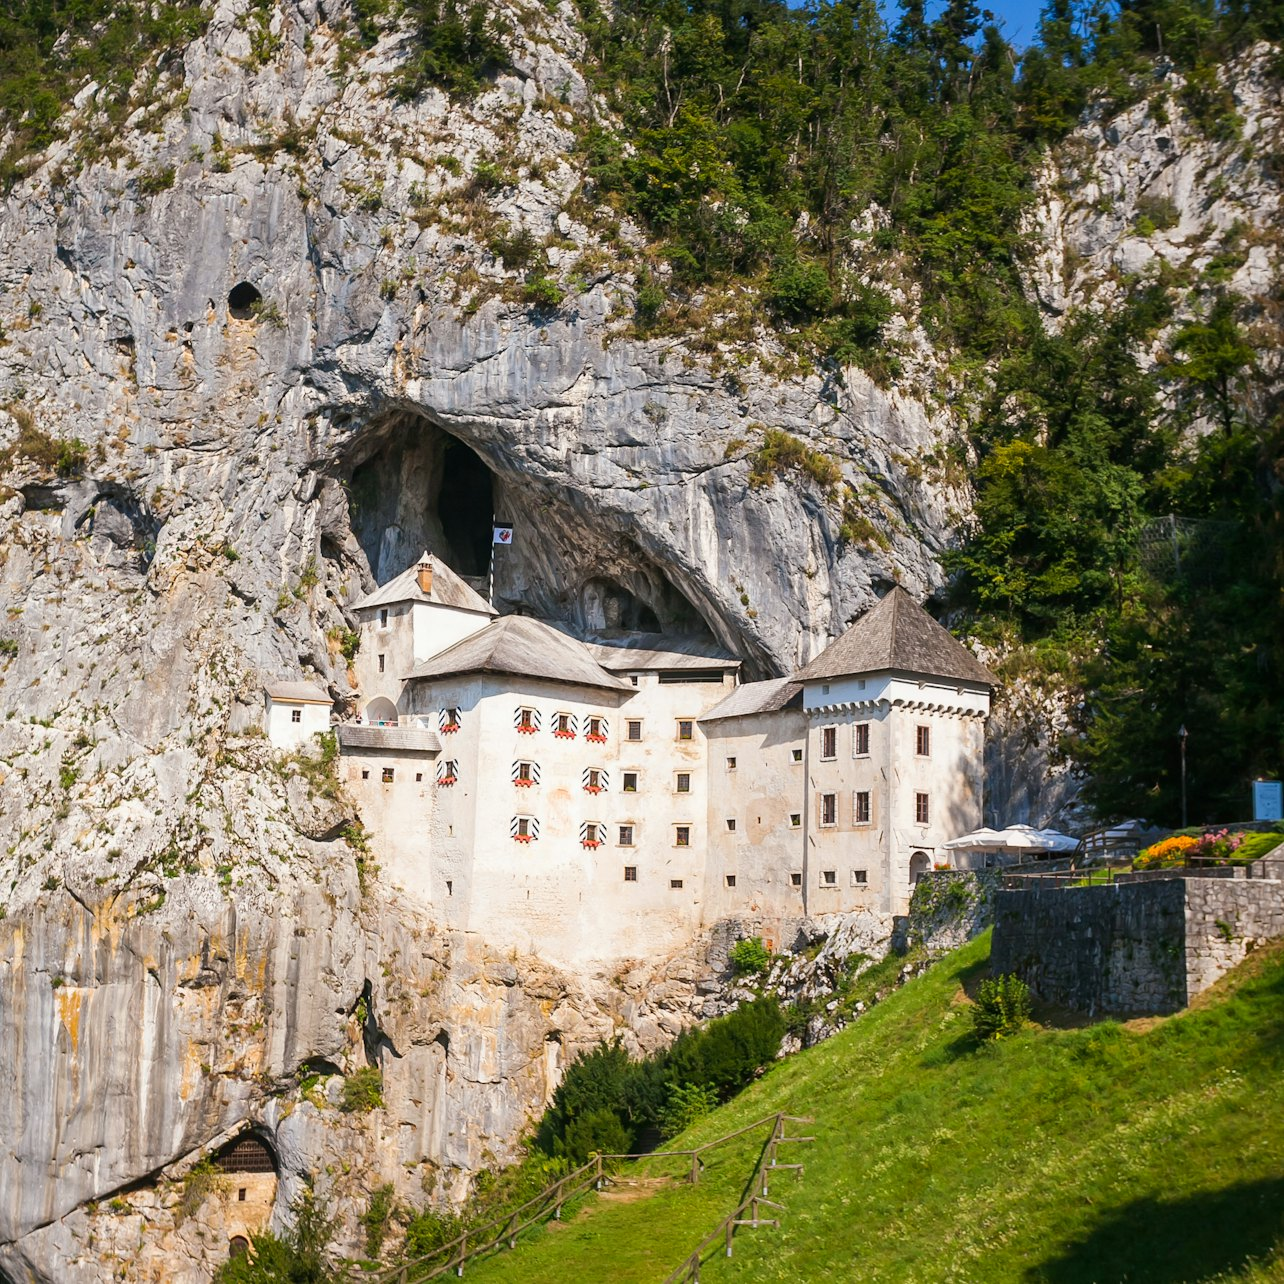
(416, 555, 434, 596)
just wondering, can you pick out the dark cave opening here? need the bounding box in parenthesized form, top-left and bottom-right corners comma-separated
(227, 281, 262, 319)
(343, 410, 730, 654)
(437, 438, 494, 577)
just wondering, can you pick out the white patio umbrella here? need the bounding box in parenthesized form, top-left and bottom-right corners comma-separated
(944, 824, 1079, 855)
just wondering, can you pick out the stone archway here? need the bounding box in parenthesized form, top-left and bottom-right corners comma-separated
(365, 696, 398, 725)
(909, 851, 932, 884)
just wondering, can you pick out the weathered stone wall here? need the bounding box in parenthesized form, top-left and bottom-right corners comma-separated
(1184, 879, 1284, 997)
(991, 878, 1284, 1017)
(891, 869, 1001, 957)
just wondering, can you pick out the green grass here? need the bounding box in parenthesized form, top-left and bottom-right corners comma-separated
(463, 932, 1284, 1284)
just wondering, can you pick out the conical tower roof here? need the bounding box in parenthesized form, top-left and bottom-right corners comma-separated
(793, 586, 994, 687)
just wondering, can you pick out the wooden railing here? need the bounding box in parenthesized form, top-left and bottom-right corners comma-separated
(355, 1112, 813, 1283)
(662, 1113, 815, 1284)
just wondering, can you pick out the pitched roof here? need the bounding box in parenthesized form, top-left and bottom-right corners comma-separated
(352, 553, 495, 615)
(587, 633, 740, 673)
(404, 616, 632, 692)
(265, 681, 332, 704)
(700, 678, 803, 723)
(793, 586, 996, 687)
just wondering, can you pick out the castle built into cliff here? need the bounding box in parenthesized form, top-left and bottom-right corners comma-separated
(268, 555, 995, 965)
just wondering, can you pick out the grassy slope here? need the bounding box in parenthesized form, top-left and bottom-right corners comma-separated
(466, 932, 1284, 1284)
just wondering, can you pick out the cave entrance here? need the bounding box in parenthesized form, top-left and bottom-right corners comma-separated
(347, 416, 496, 585)
(437, 438, 494, 577)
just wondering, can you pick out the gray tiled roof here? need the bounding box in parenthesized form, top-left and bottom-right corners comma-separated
(792, 587, 995, 687)
(336, 724, 441, 753)
(353, 553, 495, 615)
(699, 678, 803, 722)
(405, 616, 632, 692)
(587, 633, 740, 672)
(265, 681, 332, 704)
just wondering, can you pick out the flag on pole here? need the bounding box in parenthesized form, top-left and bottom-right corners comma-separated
(492, 525, 513, 546)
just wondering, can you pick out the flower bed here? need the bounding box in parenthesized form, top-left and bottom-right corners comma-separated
(438, 775, 457, 787)
(517, 723, 537, 734)
(583, 784, 604, 794)
(553, 729, 576, 740)
(585, 733, 607, 744)
(1135, 829, 1257, 869)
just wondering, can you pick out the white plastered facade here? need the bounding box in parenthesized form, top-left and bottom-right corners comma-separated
(334, 571, 994, 966)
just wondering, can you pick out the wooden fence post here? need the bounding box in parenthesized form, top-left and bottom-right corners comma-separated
(455, 1230, 467, 1277)
(689, 1151, 700, 1185)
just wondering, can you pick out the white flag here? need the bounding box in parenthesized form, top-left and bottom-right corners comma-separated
(492, 525, 513, 546)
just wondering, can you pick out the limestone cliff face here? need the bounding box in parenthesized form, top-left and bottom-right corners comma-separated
(0, 2, 1280, 1277)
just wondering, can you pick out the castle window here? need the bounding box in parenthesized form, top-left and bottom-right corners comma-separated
(415, 772, 423, 782)
(513, 761, 536, 787)
(622, 771, 639, 792)
(725, 874, 736, 888)
(854, 723, 870, 756)
(630, 675, 639, 686)
(670, 879, 684, 889)
(581, 822, 603, 849)
(446, 879, 453, 895)
(584, 767, 608, 794)
(586, 716, 608, 743)
(379, 608, 388, 628)
(291, 709, 301, 723)
(676, 719, 693, 741)
(726, 756, 737, 770)
(726, 818, 736, 832)
(822, 684, 830, 695)
(675, 825, 691, 847)
(440, 708, 461, 734)
(378, 653, 385, 673)
(618, 824, 635, 846)
(627, 720, 643, 741)
(438, 760, 459, 786)
(821, 726, 837, 760)
(916, 725, 931, 757)
(361, 769, 369, 780)
(238, 1188, 247, 1202)
(915, 792, 930, 825)
(516, 707, 539, 734)
(675, 772, 691, 793)
(553, 711, 575, 739)
(820, 793, 837, 827)
(511, 815, 539, 843)
(791, 748, 803, 763)
(624, 866, 638, 882)
(822, 869, 837, 886)
(851, 869, 868, 885)
(791, 872, 802, 886)
(382, 767, 395, 783)
(854, 791, 871, 825)
(790, 813, 801, 828)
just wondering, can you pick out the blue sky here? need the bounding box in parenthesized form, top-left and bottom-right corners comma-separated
(790, 0, 1050, 51)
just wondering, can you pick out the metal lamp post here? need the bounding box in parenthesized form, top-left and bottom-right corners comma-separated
(1179, 724, 1188, 828)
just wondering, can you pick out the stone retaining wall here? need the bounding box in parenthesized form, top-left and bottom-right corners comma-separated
(991, 877, 1284, 1016)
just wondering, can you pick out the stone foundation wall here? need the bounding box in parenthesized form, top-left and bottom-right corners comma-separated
(991, 877, 1284, 1017)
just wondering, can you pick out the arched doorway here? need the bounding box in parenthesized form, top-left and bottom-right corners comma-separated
(229, 1236, 250, 1259)
(364, 696, 398, 726)
(909, 851, 932, 884)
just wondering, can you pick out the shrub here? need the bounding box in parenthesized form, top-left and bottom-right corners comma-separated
(729, 936, 771, 976)
(489, 226, 537, 270)
(137, 166, 176, 196)
(1135, 834, 1201, 869)
(766, 257, 832, 323)
(748, 428, 842, 492)
(657, 1081, 719, 1139)
(1133, 194, 1179, 234)
(522, 275, 564, 311)
(361, 1182, 398, 1257)
(341, 1066, 384, 1113)
(177, 1158, 225, 1224)
(972, 974, 1032, 1042)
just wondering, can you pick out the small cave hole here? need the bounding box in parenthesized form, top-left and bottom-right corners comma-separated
(213, 1133, 278, 1175)
(228, 281, 262, 320)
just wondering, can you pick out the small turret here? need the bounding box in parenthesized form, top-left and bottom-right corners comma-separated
(416, 553, 434, 597)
